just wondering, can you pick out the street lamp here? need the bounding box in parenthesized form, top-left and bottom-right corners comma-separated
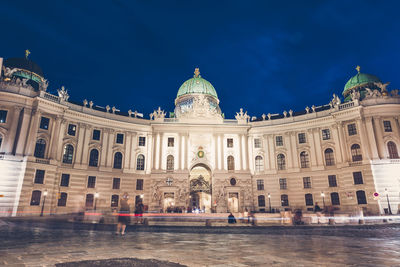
(385, 188, 392, 215)
(40, 190, 48, 217)
(320, 192, 325, 209)
(268, 193, 272, 213)
(94, 192, 99, 211)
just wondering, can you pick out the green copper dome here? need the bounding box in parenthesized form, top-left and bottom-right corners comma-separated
(177, 68, 218, 99)
(343, 66, 381, 96)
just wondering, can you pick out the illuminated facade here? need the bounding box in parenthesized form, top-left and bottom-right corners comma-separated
(0, 56, 399, 217)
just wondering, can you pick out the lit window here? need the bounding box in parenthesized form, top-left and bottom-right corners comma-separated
(351, 144, 362, 162)
(322, 129, 330, 140)
(111, 195, 119, 207)
(168, 137, 174, 147)
(116, 133, 124, 144)
(254, 138, 261, 148)
(138, 136, 146, 146)
(227, 156, 235, 170)
(298, 133, 306, 144)
(227, 138, 233, 148)
(67, 124, 76, 136)
(62, 144, 74, 164)
(383, 121, 392, 132)
(0, 110, 8, 123)
(347, 123, 357, 136)
(277, 154, 286, 170)
(276, 136, 283, 146)
(167, 155, 174, 171)
(39, 117, 50, 130)
(281, 194, 289, 206)
(136, 154, 145, 170)
(300, 151, 310, 168)
(279, 178, 287, 189)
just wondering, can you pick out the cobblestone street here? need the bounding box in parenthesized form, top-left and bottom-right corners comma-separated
(1, 221, 400, 266)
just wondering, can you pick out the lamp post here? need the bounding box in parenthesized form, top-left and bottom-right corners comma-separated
(321, 192, 325, 209)
(268, 193, 272, 213)
(40, 190, 48, 217)
(94, 192, 99, 211)
(385, 188, 392, 215)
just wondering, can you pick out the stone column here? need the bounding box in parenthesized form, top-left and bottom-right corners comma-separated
(217, 134, 222, 170)
(337, 122, 349, 162)
(106, 130, 115, 167)
(221, 134, 225, 170)
(100, 129, 109, 167)
(130, 132, 137, 169)
(160, 133, 165, 170)
(176, 134, 181, 170)
(187, 134, 191, 169)
(146, 133, 153, 173)
(373, 117, 385, 159)
(25, 109, 41, 156)
(268, 135, 275, 170)
(241, 134, 247, 170)
(181, 134, 185, 170)
(124, 132, 132, 169)
(55, 119, 67, 161)
(81, 125, 92, 165)
(284, 133, 293, 169)
(331, 124, 343, 163)
(247, 135, 253, 173)
(307, 130, 317, 167)
(155, 133, 160, 170)
(313, 129, 323, 166)
(16, 108, 33, 155)
(74, 123, 86, 164)
(357, 119, 371, 160)
(365, 117, 379, 160)
(263, 134, 270, 170)
(5, 106, 23, 153)
(48, 115, 61, 159)
(213, 134, 218, 170)
(290, 133, 299, 169)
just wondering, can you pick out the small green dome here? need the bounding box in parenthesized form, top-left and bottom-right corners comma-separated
(176, 68, 218, 99)
(343, 67, 381, 96)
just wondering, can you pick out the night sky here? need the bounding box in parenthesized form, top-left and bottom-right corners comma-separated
(1, 0, 400, 119)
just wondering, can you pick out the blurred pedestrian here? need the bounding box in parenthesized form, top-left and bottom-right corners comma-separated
(116, 193, 130, 235)
(135, 200, 144, 224)
(228, 212, 236, 224)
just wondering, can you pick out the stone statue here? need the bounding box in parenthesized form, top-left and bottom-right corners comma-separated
(42, 79, 49, 91)
(57, 86, 69, 101)
(390, 89, 399, 97)
(351, 90, 360, 101)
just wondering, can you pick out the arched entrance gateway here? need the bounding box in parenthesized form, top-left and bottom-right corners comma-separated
(189, 164, 212, 213)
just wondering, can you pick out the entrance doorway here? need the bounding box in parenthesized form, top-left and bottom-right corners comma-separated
(163, 192, 174, 212)
(189, 164, 212, 213)
(228, 192, 239, 212)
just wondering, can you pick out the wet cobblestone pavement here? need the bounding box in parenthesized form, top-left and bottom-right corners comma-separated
(1, 220, 400, 266)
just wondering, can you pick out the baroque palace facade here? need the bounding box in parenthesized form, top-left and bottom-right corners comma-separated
(0, 55, 399, 217)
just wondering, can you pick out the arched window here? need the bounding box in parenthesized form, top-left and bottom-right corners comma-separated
(300, 151, 310, 168)
(258, 195, 266, 207)
(277, 154, 286, 170)
(331, 192, 340, 205)
(62, 144, 74, 164)
(85, 193, 94, 208)
(167, 155, 174, 171)
(227, 156, 235, 171)
(356, 190, 367, 205)
(30, 190, 41, 206)
(89, 149, 99, 167)
(351, 144, 362, 162)
(136, 154, 145, 170)
(34, 139, 46, 158)
(255, 156, 264, 172)
(387, 141, 399, 159)
(113, 152, 123, 169)
(281, 194, 289, 206)
(111, 194, 119, 207)
(324, 148, 335, 166)
(305, 193, 313, 206)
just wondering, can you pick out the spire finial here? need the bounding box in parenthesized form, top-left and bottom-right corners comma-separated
(25, 49, 31, 59)
(356, 65, 361, 73)
(194, 68, 200, 78)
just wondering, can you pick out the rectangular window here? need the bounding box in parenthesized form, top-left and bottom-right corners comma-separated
(116, 133, 124, 144)
(281, 195, 289, 206)
(92, 129, 101, 140)
(138, 136, 146, 146)
(305, 194, 314, 206)
(57, 193, 68, 207)
(136, 179, 144, 190)
(257, 180, 264, 190)
(347, 123, 357, 136)
(383, 121, 392, 132)
(328, 175, 337, 187)
(303, 177, 311, 189)
(30, 191, 41, 206)
(298, 133, 306, 144)
(168, 137, 174, 147)
(227, 138, 233, 148)
(112, 178, 121, 189)
(0, 110, 8, 123)
(111, 195, 119, 207)
(39, 117, 50, 130)
(331, 192, 340, 205)
(322, 129, 331, 140)
(279, 178, 287, 190)
(34, 170, 45, 184)
(353, 172, 363, 185)
(276, 136, 283, 146)
(87, 176, 96, 188)
(60, 174, 70, 187)
(67, 124, 76, 136)
(254, 138, 261, 148)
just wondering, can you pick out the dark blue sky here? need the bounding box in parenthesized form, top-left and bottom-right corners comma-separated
(2, 0, 400, 118)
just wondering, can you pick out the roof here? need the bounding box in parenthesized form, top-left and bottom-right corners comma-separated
(3, 57, 44, 77)
(176, 69, 218, 99)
